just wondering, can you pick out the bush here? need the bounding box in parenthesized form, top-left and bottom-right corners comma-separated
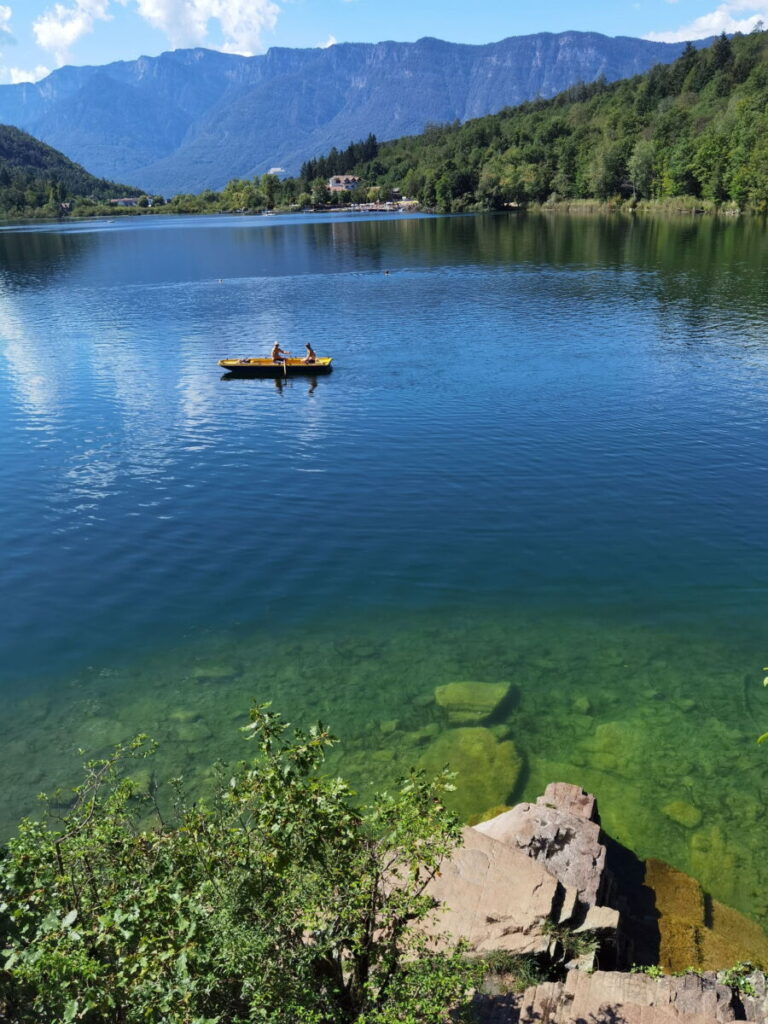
(0, 706, 478, 1023)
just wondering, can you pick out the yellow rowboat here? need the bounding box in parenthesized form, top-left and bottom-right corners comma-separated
(219, 357, 333, 377)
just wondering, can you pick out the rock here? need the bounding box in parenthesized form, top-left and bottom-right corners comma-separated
(174, 720, 212, 743)
(497, 970, 742, 1024)
(538, 782, 597, 821)
(572, 695, 592, 715)
(169, 709, 200, 724)
(378, 719, 398, 735)
(423, 826, 576, 956)
(433, 681, 511, 725)
(662, 800, 702, 829)
(644, 858, 768, 973)
(190, 663, 236, 680)
(418, 727, 522, 820)
(475, 783, 606, 908)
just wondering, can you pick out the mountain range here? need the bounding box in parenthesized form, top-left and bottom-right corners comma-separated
(0, 33, 707, 196)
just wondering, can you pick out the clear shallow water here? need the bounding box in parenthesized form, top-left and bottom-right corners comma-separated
(2, 211, 768, 919)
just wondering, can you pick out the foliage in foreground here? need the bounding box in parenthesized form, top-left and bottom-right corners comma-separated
(0, 706, 478, 1023)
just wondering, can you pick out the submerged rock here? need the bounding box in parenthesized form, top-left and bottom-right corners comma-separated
(434, 680, 511, 725)
(418, 727, 522, 819)
(662, 799, 702, 829)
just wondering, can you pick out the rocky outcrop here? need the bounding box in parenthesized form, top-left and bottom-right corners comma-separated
(424, 782, 768, 1024)
(475, 782, 606, 908)
(478, 970, 749, 1024)
(425, 783, 619, 965)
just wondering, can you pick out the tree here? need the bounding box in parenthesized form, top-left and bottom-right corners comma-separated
(628, 138, 656, 199)
(0, 706, 477, 1023)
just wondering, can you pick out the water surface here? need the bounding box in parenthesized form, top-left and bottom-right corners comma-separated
(2, 211, 768, 920)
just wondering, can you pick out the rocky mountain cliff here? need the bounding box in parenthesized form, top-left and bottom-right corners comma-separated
(0, 33, 705, 195)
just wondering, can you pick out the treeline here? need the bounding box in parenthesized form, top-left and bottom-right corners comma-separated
(0, 124, 142, 218)
(322, 28, 768, 212)
(169, 28, 768, 217)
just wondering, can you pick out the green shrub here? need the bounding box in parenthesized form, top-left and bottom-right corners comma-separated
(0, 705, 479, 1023)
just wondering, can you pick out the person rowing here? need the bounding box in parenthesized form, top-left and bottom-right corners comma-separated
(271, 342, 290, 363)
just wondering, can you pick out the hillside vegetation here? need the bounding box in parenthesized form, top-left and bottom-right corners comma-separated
(0, 125, 141, 218)
(329, 29, 768, 212)
(0, 34, 700, 193)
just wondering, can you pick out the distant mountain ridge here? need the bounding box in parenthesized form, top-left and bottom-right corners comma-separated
(0, 33, 708, 195)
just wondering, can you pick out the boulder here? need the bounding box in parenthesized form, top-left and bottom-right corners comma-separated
(433, 681, 511, 725)
(423, 826, 577, 956)
(475, 783, 607, 908)
(499, 970, 744, 1024)
(418, 727, 522, 820)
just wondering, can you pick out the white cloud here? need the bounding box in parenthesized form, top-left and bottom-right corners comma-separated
(646, 2, 768, 41)
(2, 64, 52, 82)
(133, 0, 280, 55)
(319, 33, 336, 47)
(33, 0, 111, 65)
(267, 166, 284, 173)
(30, 0, 281, 65)
(0, 3, 14, 47)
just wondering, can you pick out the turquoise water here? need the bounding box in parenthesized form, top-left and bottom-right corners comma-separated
(2, 211, 768, 919)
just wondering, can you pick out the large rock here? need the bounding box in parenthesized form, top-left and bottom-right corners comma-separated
(423, 826, 577, 956)
(434, 681, 511, 725)
(418, 727, 522, 820)
(645, 859, 768, 974)
(475, 783, 607, 908)
(494, 970, 746, 1024)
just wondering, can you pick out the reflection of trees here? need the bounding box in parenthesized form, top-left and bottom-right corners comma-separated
(0, 227, 94, 286)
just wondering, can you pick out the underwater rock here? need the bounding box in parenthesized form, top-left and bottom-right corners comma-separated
(174, 720, 212, 743)
(378, 719, 399, 735)
(571, 695, 592, 715)
(644, 857, 768, 973)
(433, 681, 511, 725)
(662, 800, 702, 829)
(190, 663, 237, 681)
(418, 727, 521, 820)
(76, 716, 130, 749)
(169, 709, 201, 724)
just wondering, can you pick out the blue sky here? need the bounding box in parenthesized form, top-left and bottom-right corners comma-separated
(1, 0, 767, 85)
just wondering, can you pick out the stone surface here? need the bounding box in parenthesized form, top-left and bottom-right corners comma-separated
(475, 784, 606, 907)
(662, 800, 702, 829)
(418, 728, 522, 820)
(434, 681, 511, 725)
(644, 858, 768, 973)
(423, 826, 576, 956)
(537, 781, 598, 821)
(500, 970, 744, 1024)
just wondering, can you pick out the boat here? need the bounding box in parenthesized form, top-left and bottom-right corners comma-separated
(219, 357, 333, 377)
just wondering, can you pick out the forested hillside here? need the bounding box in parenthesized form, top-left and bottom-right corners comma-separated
(0, 34, 705, 194)
(294, 29, 768, 213)
(0, 125, 141, 217)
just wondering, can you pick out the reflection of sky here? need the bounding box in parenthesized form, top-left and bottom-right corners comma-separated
(0, 285, 64, 432)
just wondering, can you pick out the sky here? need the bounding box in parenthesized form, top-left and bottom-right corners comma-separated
(1, 0, 767, 85)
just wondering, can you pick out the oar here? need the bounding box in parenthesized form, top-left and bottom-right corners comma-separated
(283, 351, 291, 378)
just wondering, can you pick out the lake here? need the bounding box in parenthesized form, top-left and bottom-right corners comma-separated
(2, 210, 768, 921)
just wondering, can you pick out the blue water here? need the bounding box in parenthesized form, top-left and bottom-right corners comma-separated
(2, 211, 768, 919)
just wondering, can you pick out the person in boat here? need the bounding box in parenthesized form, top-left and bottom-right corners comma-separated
(271, 342, 290, 363)
(303, 343, 317, 364)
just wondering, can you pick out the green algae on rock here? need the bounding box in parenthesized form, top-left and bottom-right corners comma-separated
(662, 800, 702, 830)
(434, 681, 511, 725)
(418, 726, 522, 820)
